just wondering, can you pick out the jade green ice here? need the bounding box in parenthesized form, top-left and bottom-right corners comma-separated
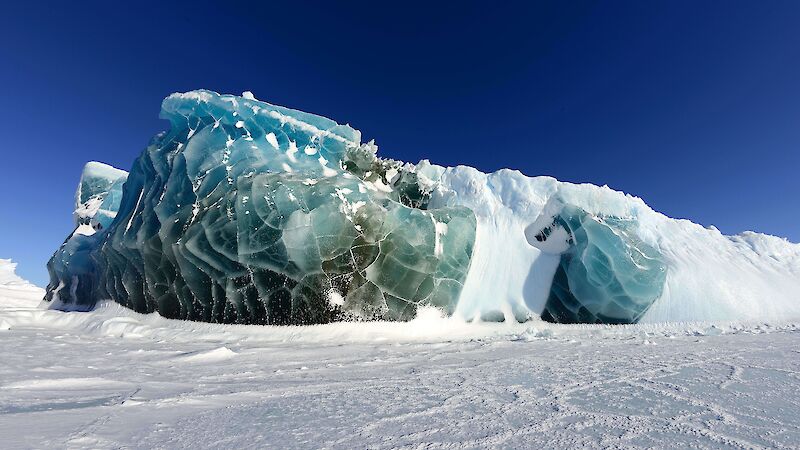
(45, 90, 670, 325)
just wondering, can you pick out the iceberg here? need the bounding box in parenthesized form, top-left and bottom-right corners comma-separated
(45, 162, 128, 311)
(44, 90, 800, 325)
(74, 161, 128, 231)
(46, 91, 475, 323)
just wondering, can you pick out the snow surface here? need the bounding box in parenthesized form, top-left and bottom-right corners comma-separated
(0, 259, 43, 309)
(2, 261, 800, 449)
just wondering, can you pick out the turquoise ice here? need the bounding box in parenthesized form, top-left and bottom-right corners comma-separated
(45, 90, 670, 325)
(74, 162, 128, 231)
(529, 205, 667, 323)
(46, 91, 475, 323)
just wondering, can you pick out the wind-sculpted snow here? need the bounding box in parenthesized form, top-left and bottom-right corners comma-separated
(428, 166, 800, 324)
(0, 259, 41, 292)
(45, 90, 800, 325)
(46, 91, 475, 324)
(6, 275, 800, 448)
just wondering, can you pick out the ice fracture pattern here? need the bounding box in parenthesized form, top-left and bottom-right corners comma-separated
(46, 91, 476, 324)
(45, 90, 677, 325)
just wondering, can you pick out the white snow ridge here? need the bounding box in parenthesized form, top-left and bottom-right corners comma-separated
(427, 165, 800, 324)
(1, 259, 799, 448)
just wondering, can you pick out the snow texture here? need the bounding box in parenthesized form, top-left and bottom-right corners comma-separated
(0, 259, 38, 290)
(2, 264, 800, 449)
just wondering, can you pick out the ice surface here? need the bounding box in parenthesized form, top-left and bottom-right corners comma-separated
(44, 90, 800, 325)
(46, 91, 475, 324)
(74, 162, 128, 230)
(45, 163, 128, 313)
(528, 204, 667, 324)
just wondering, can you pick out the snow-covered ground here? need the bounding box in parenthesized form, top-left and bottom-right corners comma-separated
(1, 262, 799, 449)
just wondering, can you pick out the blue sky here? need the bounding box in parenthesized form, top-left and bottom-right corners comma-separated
(1, 1, 798, 285)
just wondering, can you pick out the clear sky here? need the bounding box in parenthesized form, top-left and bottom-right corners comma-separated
(1, 1, 798, 285)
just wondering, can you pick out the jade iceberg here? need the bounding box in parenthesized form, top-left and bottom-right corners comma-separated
(46, 91, 476, 324)
(44, 91, 800, 325)
(63, 90, 798, 325)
